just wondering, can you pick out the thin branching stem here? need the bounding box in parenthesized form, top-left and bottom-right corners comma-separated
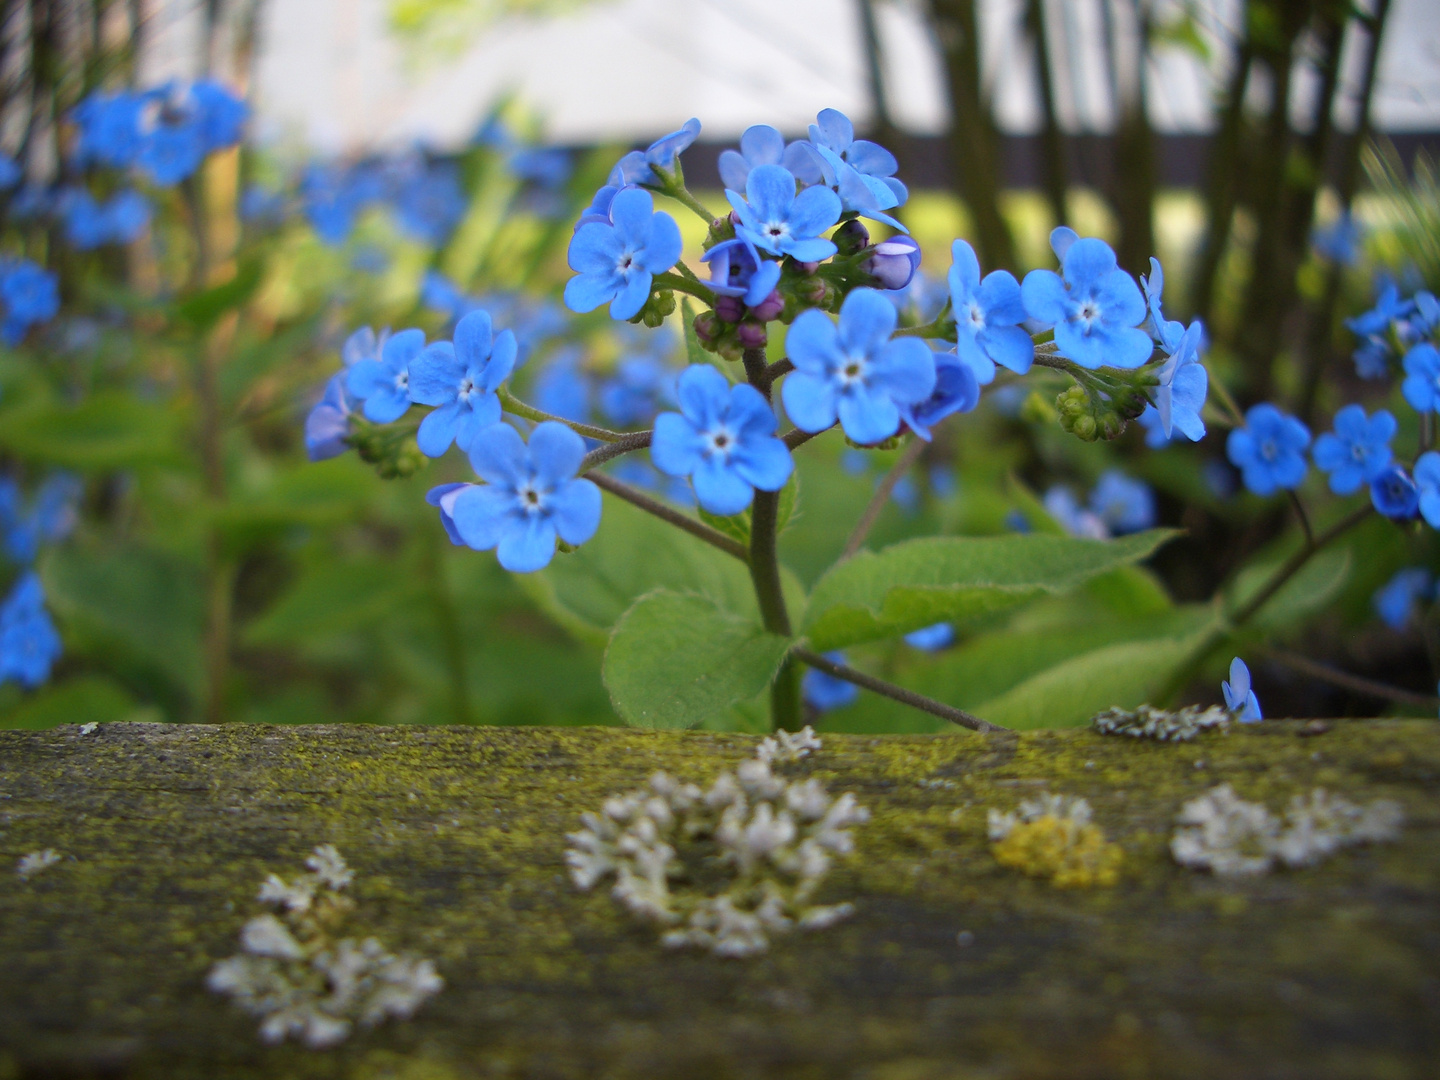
(1287, 490, 1315, 547)
(580, 430, 652, 471)
(1259, 647, 1440, 710)
(791, 647, 1008, 734)
(666, 186, 716, 226)
(841, 436, 926, 560)
(585, 471, 749, 562)
(499, 387, 628, 443)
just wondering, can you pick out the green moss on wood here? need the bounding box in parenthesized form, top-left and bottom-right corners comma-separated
(0, 720, 1436, 1079)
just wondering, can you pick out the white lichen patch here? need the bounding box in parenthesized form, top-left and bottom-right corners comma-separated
(988, 794, 1122, 888)
(206, 845, 442, 1049)
(1171, 784, 1404, 877)
(17, 849, 62, 878)
(566, 727, 868, 958)
(1093, 703, 1230, 742)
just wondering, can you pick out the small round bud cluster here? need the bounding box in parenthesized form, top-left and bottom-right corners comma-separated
(635, 289, 676, 328)
(832, 219, 871, 256)
(351, 423, 427, 478)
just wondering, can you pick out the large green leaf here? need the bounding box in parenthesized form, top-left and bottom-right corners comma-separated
(602, 590, 791, 728)
(0, 393, 183, 470)
(971, 615, 1217, 730)
(243, 561, 411, 647)
(520, 493, 803, 646)
(0, 676, 144, 730)
(42, 543, 205, 700)
(801, 529, 1178, 650)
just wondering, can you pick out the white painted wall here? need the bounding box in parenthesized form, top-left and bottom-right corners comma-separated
(139, 0, 1440, 155)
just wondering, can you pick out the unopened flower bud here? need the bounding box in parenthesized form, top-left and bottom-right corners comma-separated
(1072, 414, 1097, 440)
(833, 219, 870, 255)
(693, 310, 720, 346)
(863, 236, 921, 291)
(799, 276, 830, 306)
(715, 295, 745, 323)
(749, 289, 784, 322)
(798, 261, 820, 275)
(736, 320, 767, 349)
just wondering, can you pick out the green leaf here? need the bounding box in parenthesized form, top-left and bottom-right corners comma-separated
(802, 529, 1179, 651)
(175, 259, 265, 330)
(0, 393, 183, 470)
(603, 590, 791, 728)
(681, 297, 708, 368)
(0, 676, 142, 730)
(42, 543, 205, 701)
(971, 615, 1217, 730)
(243, 561, 411, 647)
(1226, 546, 1352, 634)
(519, 493, 762, 646)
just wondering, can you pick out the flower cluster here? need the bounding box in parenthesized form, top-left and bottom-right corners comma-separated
(1092, 702, 1230, 742)
(1044, 469, 1156, 539)
(0, 572, 62, 689)
(987, 793, 1123, 888)
(0, 258, 60, 344)
(1171, 784, 1403, 877)
(206, 845, 442, 1049)
(1373, 567, 1435, 630)
(565, 730, 869, 957)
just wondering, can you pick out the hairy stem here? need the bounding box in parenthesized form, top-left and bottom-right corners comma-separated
(842, 436, 926, 560)
(1259, 647, 1439, 710)
(792, 647, 1008, 734)
(651, 271, 716, 306)
(498, 387, 628, 443)
(580, 430, 652, 471)
(665, 185, 716, 226)
(585, 471, 748, 562)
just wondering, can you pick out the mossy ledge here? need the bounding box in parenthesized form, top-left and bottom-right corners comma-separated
(1, 720, 1438, 1080)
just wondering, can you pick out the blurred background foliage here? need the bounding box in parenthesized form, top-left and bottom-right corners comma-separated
(0, 0, 1436, 733)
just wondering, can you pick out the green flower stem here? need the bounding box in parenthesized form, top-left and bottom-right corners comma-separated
(580, 430, 652, 472)
(665, 185, 718, 225)
(893, 315, 955, 339)
(584, 470, 749, 563)
(498, 387, 628, 443)
(741, 345, 799, 730)
(791, 647, 1009, 734)
(841, 436, 926, 560)
(651, 271, 715, 305)
(1207, 374, 1247, 427)
(673, 259, 707, 289)
(784, 426, 828, 451)
(1287, 490, 1315, 547)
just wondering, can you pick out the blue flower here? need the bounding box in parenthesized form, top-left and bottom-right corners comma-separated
(803, 652, 859, 711)
(1408, 290, 1440, 341)
(0, 572, 61, 689)
(188, 79, 248, 150)
(420, 271, 480, 323)
(508, 147, 572, 189)
(0, 153, 21, 190)
(1373, 568, 1432, 630)
(701, 238, 781, 307)
(2, 473, 81, 563)
(1020, 235, 1153, 369)
(138, 120, 206, 186)
(1222, 657, 1262, 722)
(1089, 470, 1155, 534)
(346, 327, 425, 423)
(1370, 465, 1419, 520)
(947, 239, 1032, 380)
(531, 348, 591, 424)
(1415, 451, 1440, 529)
(1043, 486, 1108, 539)
(1226, 404, 1310, 496)
(575, 184, 621, 231)
(1153, 320, 1208, 441)
(717, 125, 819, 192)
(72, 91, 146, 168)
(408, 310, 515, 457)
(864, 236, 921, 290)
(782, 287, 936, 444)
(60, 188, 150, 249)
(564, 187, 683, 321)
(898, 350, 979, 440)
(0, 259, 59, 344)
(797, 109, 908, 230)
(1312, 213, 1362, 264)
(1139, 258, 1185, 353)
(304, 373, 356, 462)
(301, 165, 364, 245)
(1353, 337, 1391, 379)
(426, 482, 469, 546)
(104, 189, 152, 243)
(441, 421, 602, 573)
(650, 365, 793, 516)
(598, 356, 676, 427)
(1311, 404, 1395, 495)
(394, 165, 465, 246)
(726, 164, 842, 263)
(609, 118, 701, 188)
(1137, 404, 1175, 448)
(1346, 278, 1415, 338)
(1402, 343, 1440, 413)
(904, 623, 954, 651)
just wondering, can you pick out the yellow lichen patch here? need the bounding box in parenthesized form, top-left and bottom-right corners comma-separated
(991, 815, 1123, 888)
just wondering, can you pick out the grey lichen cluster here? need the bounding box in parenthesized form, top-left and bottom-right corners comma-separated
(565, 726, 869, 957)
(16, 848, 61, 879)
(1171, 784, 1404, 877)
(1093, 703, 1230, 742)
(206, 845, 443, 1049)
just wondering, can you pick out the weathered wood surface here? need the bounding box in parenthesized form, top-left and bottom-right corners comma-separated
(1, 720, 1437, 1080)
